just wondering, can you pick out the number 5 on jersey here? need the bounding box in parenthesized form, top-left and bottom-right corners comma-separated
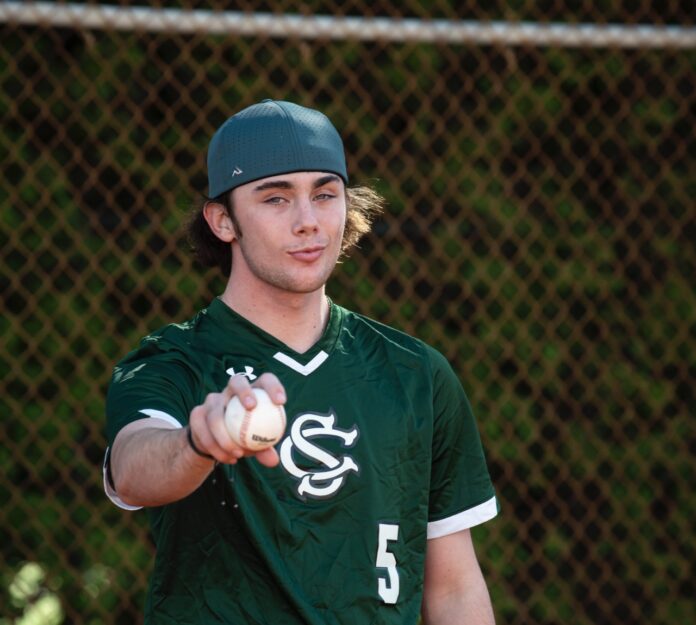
(376, 523, 400, 604)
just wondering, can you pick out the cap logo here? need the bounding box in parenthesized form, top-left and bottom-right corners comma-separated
(232, 167, 243, 177)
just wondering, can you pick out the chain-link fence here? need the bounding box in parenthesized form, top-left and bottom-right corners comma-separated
(1, 2, 694, 624)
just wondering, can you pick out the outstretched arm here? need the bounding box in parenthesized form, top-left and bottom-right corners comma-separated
(421, 528, 496, 625)
(109, 373, 285, 507)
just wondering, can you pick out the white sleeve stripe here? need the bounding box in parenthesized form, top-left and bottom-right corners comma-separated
(104, 409, 184, 510)
(103, 448, 142, 511)
(138, 409, 183, 428)
(427, 495, 498, 539)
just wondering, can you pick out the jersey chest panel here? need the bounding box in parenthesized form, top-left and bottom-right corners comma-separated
(190, 345, 434, 617)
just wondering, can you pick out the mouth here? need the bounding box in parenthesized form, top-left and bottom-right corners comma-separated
(288, 245, 326, 263)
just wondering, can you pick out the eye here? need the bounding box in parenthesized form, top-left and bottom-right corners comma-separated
(314, 192, 336, 201)
(263, 195, 287, 205)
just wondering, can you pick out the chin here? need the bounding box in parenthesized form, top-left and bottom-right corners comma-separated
(285, 280, 329, 295)
(282, 271, 334, 294)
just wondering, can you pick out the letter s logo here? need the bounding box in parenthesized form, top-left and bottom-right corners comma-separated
(279, 411, 359, 500)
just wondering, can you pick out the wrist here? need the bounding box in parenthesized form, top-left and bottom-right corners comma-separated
(185, 425, 215, 461)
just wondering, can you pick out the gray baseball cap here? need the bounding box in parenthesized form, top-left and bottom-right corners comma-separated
(207, 99, 348, 198)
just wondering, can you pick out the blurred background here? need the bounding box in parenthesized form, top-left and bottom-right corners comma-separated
(1, 2, 694, 624)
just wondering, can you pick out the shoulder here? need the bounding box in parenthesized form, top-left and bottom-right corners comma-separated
(113, 306, 213, 373)
(337, 305, 448, 372)
(142, 307, 212, 350)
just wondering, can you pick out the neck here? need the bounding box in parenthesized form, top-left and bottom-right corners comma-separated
(218, 281, 330, 354)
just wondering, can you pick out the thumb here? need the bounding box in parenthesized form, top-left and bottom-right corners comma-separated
(253, 446, 281, 468)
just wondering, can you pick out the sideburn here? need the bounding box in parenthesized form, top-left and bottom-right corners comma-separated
(222, 192, 243, 239)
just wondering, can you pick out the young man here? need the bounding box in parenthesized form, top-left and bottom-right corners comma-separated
(105, 99, 498, 624)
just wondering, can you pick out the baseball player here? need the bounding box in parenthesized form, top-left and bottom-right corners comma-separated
(105, 99, 499, 624)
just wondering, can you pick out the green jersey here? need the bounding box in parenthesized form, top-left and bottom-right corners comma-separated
(105, 298, 498, 624)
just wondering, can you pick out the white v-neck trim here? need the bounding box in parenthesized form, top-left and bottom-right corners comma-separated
(273, 350, 329, 376)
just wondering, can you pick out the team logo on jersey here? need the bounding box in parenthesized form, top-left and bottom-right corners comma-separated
(113, 363, 147, 383)
(226, 365, 257, 380)
(280, 411, 359, 500)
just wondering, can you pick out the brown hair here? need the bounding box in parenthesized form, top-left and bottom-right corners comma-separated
(187, 185, 385, 276)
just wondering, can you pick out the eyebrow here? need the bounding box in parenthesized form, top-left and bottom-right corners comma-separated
(252, 174, 342, 193)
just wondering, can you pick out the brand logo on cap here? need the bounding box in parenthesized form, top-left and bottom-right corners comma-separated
(232, 167, 243, 176)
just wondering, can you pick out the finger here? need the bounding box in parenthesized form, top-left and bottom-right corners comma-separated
(224, 374, 257, 410)
(206, 398, 247, 462)
(253, 372, 287, 405)
(253, 446, 280, 468)
(191, 396, 243, 464)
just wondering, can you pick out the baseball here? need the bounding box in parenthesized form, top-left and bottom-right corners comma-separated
(224, 388, 287, 451)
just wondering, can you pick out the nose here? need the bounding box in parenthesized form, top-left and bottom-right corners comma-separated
(292, 197, 319, 235)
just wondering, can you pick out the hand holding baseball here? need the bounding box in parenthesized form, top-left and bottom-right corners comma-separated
(188, 372, 286, 467)
(225, 388, 286, 451)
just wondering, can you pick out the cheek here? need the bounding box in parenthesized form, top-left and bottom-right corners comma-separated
(234, 216, 278, 259)
(242, 214, 280, 244)
(328, 207, 347, 236)
(247, 230, 281, 259)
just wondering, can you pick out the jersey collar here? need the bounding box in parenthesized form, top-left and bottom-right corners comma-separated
(207, 297, 344, 364)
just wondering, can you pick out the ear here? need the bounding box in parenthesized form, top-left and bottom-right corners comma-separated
(203, 202, 237, 242)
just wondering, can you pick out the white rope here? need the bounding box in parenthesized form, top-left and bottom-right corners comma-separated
(2, 2, 695, 49)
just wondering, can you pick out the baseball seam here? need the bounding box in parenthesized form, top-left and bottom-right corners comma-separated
(239, 408, 252, 448)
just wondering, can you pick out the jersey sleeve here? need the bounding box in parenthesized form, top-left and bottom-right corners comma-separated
(103, 342, 200, 509)
(426, 347, 498, 538)
(105, 347, 198, 445)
